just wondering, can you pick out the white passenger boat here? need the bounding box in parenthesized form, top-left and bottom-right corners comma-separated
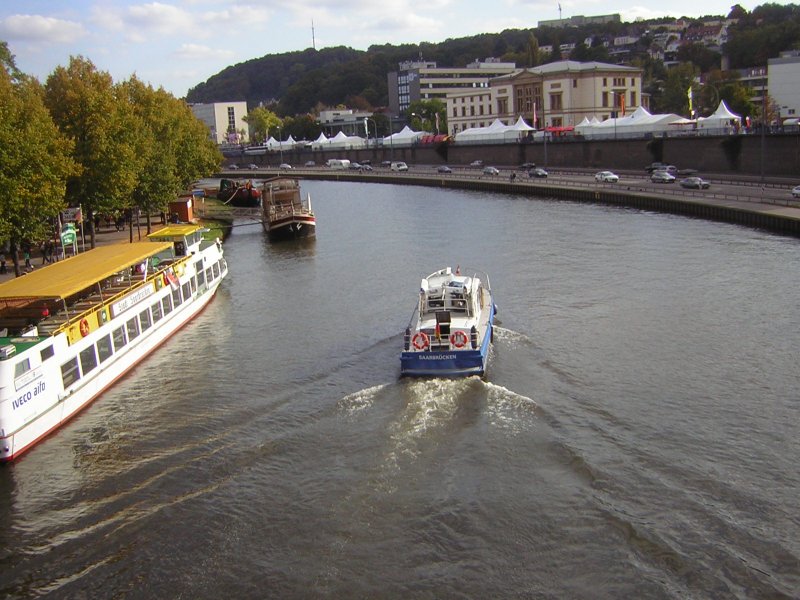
(400, 267, 496, 377)
(0, 224, 227, 461)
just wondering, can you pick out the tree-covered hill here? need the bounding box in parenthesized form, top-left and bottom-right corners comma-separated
(185, 3, 800, 116)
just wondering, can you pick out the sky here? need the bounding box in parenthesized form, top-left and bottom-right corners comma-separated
(0, 0, 775, 99)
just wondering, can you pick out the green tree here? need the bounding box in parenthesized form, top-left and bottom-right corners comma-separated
(0, 60, 76, 276)
(44, 57, 144, 248)
(661, 62, 699, 116)
(244, 106, 282, 143)
(406, 99, 446, 134)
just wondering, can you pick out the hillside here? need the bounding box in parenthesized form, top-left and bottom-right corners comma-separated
(185, 3, 800, 116)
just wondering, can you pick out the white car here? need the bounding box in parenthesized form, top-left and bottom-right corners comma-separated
(279, 163, 292, 169)
(793, 185, 800, 198)
(595, 171, 619, 183)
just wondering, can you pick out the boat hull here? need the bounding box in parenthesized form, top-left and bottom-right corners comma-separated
(266, 218, 316, 241)
(400, 345, 489, 377)
(0, 286, 220, 461)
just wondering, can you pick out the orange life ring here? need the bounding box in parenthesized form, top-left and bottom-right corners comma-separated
(412, 332, 429, 350)
(79, 318, 90, 337)
(450, 330, 468, 348)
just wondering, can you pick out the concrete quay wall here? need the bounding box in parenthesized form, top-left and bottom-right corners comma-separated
(263, 133, 800, 179)
(256, 169, 800, 239)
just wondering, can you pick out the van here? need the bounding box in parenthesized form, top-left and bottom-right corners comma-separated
(390, 161, 408, 172)
(326, 159, 351, 170)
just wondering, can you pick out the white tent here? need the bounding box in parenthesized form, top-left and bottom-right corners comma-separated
(382, 125, 424, 147)
(578, 106, 685, 138)
(697, 100, 742, 131)
(324, 130, 366, 149)
(455, 119, 513, 143)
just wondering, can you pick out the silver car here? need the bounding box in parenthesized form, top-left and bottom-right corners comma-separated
(595, 171, 619, 183)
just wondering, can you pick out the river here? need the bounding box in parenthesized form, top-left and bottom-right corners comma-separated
(1, 180, 798, 599)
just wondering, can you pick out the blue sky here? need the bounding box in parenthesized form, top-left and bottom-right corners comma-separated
(0, 0, 774, 98)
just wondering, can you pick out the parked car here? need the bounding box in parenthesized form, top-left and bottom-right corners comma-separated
(349, 162, 362, 169)
(595, 171, 619, 183)
(651, 171, 676, 183)
(229, 164, 239, 170)
(390, 161, 409, 172)
(304, 160, 316, 167)
(247, 164, 259, 170)
(470, 160, 484, 167)
(380, 160, 392, 168)
(483, 166, 500, 176)
(519, 162, 536, 170)
(528, 167, 548, 178)
(792, 185, 800, 198)
(362, 164, 374, 171)
(644, 162, 667, 173)
(437, 165, 453, 173)
(679, 177, 711, 189)
(653, 165, 678, 175)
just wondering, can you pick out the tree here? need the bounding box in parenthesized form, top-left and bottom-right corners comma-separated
(406, 99, 447, 134)
(0, 61, 76, 276)
(660, 62, 699, 116)
(44, 57, 144, 248)
(243, 106, 282, 143)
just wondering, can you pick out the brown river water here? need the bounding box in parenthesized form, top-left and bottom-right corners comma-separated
(1, 181, 798, 598)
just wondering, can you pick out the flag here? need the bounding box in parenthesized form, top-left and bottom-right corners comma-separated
(620, 93, 625, 116)
(166, 267, 180, 290)
(363, 118, 369, 136)
(435, 112, 440, 134)
(687, 86, 693, 115)
(435, 322, 441, 340)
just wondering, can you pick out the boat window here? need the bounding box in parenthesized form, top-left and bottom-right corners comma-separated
(212, 262, 220, 279)
(139, 308, 152, 332)
(151, 301, 163, 323)
(205, 267, 213, 283)
(174, 241, 186, 256)
(61, 357, 80, 388)
(126, 317, 140, 341)
(190, 278, 196, 294)
(112, 326, 127, 351)
(97, 334, 113, 363)
(195, 261, 206, 287)
(182, 281, 192, 301)
(40, 345, 55, 362)
(80, 346, 98, 375)
(162, 295, 173, 315)
(172, 287, 182, 307)
(14, 358, 31, 378)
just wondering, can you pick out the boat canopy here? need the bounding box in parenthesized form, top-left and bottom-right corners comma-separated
(0, 241, 173, 301)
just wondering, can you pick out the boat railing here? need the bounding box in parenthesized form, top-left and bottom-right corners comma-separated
(37, 255, 193, 339)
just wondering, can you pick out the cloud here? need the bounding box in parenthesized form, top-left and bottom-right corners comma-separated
(0, 14, 86, 44)
(173, 43, 235, 61)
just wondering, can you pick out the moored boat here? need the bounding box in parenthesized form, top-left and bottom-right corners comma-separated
(0, 224, 227, 461)
(400, 267, 496, 377)
(218, 178, 261, 207)
(261, 176, 316, 241)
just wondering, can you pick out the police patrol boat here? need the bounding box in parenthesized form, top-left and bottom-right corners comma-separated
(0, 224, 227, 461)
(400, 267, 496, 377)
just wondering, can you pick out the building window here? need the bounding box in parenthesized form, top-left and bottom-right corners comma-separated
(602, 92, 609, 107)
(573, 79, 578, 88)
(630, 92, 637, 107)
(550, 93, 562, 111)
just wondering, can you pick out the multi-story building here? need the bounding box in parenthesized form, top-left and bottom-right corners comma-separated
(537, 14, 620, 28)
(318, 108, 375, 137)
(768, 51, 800, 121)
(446, 60, 644, 136)
(388, 58, 517, 117)
(189, 101, 249, 144)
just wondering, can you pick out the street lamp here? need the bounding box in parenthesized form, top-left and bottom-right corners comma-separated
(365, 118, 377, 147)
(277, 125, 283, 163)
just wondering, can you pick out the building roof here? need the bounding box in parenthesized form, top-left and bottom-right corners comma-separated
(527, 60, 640, 75)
